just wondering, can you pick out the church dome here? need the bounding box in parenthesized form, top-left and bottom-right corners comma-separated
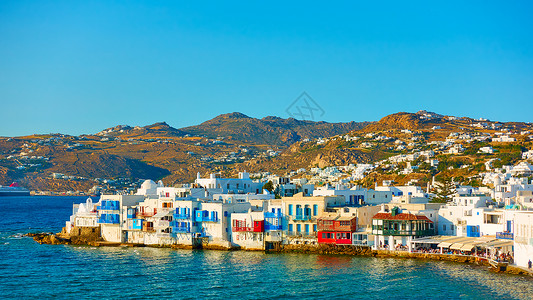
(141, 179, 157, 190)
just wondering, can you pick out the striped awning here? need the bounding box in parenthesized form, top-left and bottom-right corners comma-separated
(450, 243, 465, 250)
(438, 242, 453, 248)
(460, 244, 476, 251)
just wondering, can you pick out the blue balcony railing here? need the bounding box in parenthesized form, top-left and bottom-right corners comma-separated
(265, 224, 283, 231)
(496, 232, 514, 240)
(174, 213, 190, 220)
(97, 201, 120, 211)
(264, 212, 283, 218)
(98, 214, 120, 224)
(203, 216, 218, 222)
(173, 226, 191, 233)
(293, 215, 312, 221)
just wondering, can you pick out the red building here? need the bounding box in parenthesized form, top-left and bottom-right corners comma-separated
(232, 220, 264, 232)
(317, 216, 357, 245)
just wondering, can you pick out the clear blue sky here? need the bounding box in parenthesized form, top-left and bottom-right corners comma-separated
(1, 1, 532, 136)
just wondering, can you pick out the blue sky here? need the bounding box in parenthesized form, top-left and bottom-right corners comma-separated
(1, 1, 532, 136)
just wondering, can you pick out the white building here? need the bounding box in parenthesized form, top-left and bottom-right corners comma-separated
(513, 212, 533, 269)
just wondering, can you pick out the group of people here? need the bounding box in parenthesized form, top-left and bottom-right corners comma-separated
(492, 251, 514, 263)
(414, 247, 440, 254)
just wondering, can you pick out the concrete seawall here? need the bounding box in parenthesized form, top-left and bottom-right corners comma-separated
(27, 231, 532, 277)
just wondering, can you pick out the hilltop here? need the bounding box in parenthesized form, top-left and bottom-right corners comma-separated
(180, 112, 370, 146)
(0, 111, 531, 193)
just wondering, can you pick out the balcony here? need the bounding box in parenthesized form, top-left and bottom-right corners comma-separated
(286, 231, 317, 238)
(233, 226, 252, 232)
(174, 226, 191, 233)
(265, 224, 283, 231)
(174, 213, 190, 220)
(97, 204, 120, 211)
(377, 229, 434, 236)
(202, 216, 218, 222)
(98, 214, 120, 224)
(496, 232, 514, 240)
(293, 215, 312, 221)
(264, 212, 283, 218)
(138, 211, 155, 217)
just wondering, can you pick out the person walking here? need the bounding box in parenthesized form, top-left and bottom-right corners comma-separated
(528, 259, 532, 270)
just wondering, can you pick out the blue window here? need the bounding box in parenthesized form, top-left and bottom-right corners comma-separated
(288, 204, 293, 216)
(296, 205, 302, 216)
(296, 224, 301, 233)
(313, 204, 318, 216)
(224, 211, 228, 217)
(313, 224, 317, 232)
(289, 224, 293, 232)
(305, 224, 309, 233)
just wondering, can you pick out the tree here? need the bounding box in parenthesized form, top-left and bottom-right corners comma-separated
(431, 177, 456, 203)
(262, 180, 274, 193)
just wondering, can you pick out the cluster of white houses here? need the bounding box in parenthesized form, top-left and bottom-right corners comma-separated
(66, 171, 533, 269)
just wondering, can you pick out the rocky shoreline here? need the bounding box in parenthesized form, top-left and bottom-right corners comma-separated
(27, 231, 532, 277)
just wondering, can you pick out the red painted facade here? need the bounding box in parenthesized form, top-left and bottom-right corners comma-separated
(232, 220, 265, 232)
(317, 231, 353, 244)
(317, 216, 357, 245)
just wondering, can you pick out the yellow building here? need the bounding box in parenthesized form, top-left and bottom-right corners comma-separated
(281, 193, 344, 237)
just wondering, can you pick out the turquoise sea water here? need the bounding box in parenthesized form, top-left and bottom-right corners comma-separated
(1, 196, 533, 299)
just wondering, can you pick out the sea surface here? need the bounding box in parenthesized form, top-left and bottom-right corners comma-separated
(1, 196, 533, 299)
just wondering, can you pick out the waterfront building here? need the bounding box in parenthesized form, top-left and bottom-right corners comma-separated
(513, 211, 533, 269)
(231, 210, 265, 250)
(437, 194, 492, 236)
(317, 215, 357, 245)
(196, 201, 251, 248)
(281, 193, 344, 244)
(263, 200, 284, 248)
(65, 197, 98, 233)
(372, 207, 435, 251)
(172, 199, 201, 246)
(97, 194, 145, 243)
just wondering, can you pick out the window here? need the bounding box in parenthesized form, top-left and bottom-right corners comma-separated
(305, 224, 309, 233)
(313, 204, 318, 216)
(296, 224, 301, 233)
(322, 233, 326, 238)
(224, 211, 228, 217)
(288, 204, 293, 216)
(313, 224, 317, 232)
(443, 225, 447, 231)
(289, 224, 293, 232)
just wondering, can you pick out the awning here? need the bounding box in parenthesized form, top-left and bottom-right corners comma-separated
(438, 242, 453, 248)
(450, 243, 465, 250)
(437, 236, 471, 248)
(460, 244, 476, 251)
(484, 240, 514, 249)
